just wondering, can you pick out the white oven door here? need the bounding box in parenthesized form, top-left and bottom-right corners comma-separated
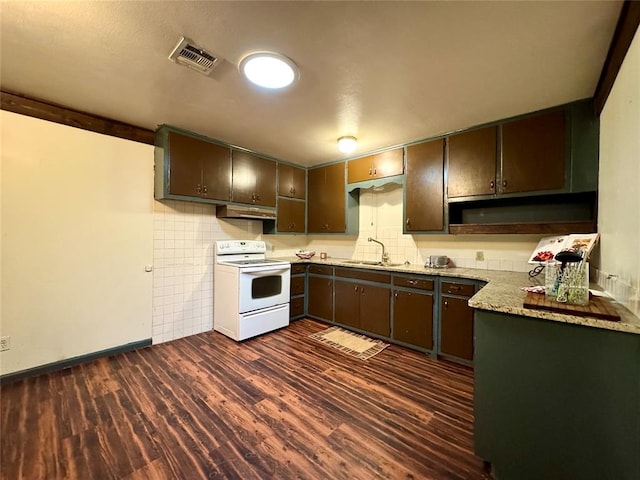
(238, 264, 291, 313)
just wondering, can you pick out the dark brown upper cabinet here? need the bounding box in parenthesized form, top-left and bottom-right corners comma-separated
(447, 126, 498, 198)
(405, 139, 444, 232)
(278, 163, 306, 200)
(308, 162, 346, 233)
(166, 131, 231, 201)
(501, 109, 566, 194)
(448, 110, 566, 199)
(231, 151, 277, 207)
(276, 198, 305, 233)
(347, 148, 404, 184)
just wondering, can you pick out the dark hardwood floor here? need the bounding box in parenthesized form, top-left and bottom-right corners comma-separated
(1, 319, 489, 479)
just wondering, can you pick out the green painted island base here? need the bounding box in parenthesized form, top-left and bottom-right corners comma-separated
(473, 310, 640, 480)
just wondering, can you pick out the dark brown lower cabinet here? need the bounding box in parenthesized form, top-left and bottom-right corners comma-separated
(289, 269, 306, 320)
(393, 290, 434, 349)
(335, 280, 360, 328)
(290, 296, 304, 318)
(440, 296, 474, 360)
(290, 276, 305, 296)
(335, 280, 390, 336)
(360, 284, 391, 336)
(307, 275, 333, 321)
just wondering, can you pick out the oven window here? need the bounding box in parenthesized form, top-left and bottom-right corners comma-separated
(252, 275, 282, 299)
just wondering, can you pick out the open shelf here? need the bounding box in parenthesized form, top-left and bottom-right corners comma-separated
(447, 192, 597, 235)
(449, 220, 597, 235)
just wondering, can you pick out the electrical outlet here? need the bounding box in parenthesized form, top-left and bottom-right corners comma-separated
(0, 336, 10, 351)
(476, 251, 485, 261)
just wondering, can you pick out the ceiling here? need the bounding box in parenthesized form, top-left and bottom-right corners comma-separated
(0, 1, 622, 167)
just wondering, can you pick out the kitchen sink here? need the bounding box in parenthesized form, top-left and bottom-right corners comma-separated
(343, 260, 403, 267)
(343, 260, 381, 265)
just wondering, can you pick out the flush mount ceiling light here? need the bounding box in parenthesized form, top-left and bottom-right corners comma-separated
(239, 51, 298, 89)
(337, 136, 358, 153)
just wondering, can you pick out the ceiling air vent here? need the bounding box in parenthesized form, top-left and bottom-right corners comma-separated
(168, 36, 222, 75)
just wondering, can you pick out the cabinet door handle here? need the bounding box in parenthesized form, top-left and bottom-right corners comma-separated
(490, 180, 495, 190)
(203, 185, 208, 195)
(407, 279, 417, 285)
(290, 187, 294, 194)
(369, 168, 372, 175)
(502, 179, 508, 188)
(394, 292, 398, 300)
(444, 300, 449, 308)
(406, 218, 410, 226)
(373, 168, 376, 175)
(354, 285, 358, 292)
(196, 184, 202, 194)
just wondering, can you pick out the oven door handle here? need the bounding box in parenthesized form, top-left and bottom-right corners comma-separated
(241, 266, 290, 274)
(241, 303, 288, 319)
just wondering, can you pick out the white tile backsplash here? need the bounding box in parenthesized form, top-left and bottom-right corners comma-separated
(151, 200, 265, 344)
(151, 199, 309, 344)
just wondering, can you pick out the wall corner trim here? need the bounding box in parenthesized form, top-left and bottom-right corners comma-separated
(0, 90, 155, 145)
(594, 0, 640, 115)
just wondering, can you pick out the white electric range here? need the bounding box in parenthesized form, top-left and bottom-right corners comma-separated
(213, 240, 291, 341)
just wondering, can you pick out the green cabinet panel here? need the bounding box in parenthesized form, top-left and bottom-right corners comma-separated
(474, 310, 640, 480)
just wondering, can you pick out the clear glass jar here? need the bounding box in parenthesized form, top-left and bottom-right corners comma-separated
(547, 261, 589, 305)
(545, 261, 561, 300)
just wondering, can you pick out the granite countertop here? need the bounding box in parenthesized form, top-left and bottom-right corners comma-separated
(277, 256, 640, 335)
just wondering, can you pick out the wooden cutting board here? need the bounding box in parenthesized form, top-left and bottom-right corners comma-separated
(523, 293, 621, 321)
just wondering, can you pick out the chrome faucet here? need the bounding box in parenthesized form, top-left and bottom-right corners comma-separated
(368, 237, 389, 263)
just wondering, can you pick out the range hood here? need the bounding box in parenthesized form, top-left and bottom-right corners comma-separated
(216, 204, 276, 220)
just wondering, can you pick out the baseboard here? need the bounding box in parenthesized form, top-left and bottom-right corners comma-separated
(0, 339, 152, 385)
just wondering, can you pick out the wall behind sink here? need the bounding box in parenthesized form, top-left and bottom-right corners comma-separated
(307, 184, 542, 271)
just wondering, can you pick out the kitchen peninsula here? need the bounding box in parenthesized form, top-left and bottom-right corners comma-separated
(281, 257, 640, 480)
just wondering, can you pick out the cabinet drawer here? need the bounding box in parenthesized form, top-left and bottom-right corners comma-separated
(290, 296, 304, 317)
(441, 282, 475, 297)
(335, 268, 391, 284)
(290, 276, 305, 296)
(393, 276, 434, 291)
(308, 265, 333, 276)
(291, 264, 306, 275)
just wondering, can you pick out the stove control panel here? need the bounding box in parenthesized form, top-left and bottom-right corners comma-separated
(216, 240, 266, 255)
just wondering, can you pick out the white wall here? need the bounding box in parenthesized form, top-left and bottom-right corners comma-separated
(0, 111, 154, 375)
(598, 29, 640, 316)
